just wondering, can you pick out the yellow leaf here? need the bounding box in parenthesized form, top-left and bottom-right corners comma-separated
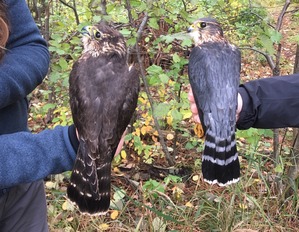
(135, 128, 140, 136)
(183, 111, 192, 120)
(45, 181, 57, 189)
(192, 175, 199, 181)
(172, 186, 183, 201)
(239, 203, 248, 210)
(62, 200, 74, 211)
(166, 116, 173, 125)
(145, 118, 151, 126)
(194, 123, 204, 138)
(166, 133, 174, 140)
(185, 201, 194, 208)
(120, 150, 127, 159)
(110, 210, 119, 220)
(99, 223, 109, 230)
(141, 126, 147, 135)
(113, 167, 121, 173)
(67, 217, 74, 222)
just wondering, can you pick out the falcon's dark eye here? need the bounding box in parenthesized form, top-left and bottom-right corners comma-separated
(200, 22, 207, 28)
(95, 31, 101, 38)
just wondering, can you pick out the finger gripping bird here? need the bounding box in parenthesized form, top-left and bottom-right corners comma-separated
(187, 18, 241, 186)
(67, 22, 140, 214)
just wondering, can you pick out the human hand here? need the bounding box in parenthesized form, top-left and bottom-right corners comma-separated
(188, 86, 243, 123)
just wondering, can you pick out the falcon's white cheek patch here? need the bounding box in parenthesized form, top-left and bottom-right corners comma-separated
(189, 31, 200, 44)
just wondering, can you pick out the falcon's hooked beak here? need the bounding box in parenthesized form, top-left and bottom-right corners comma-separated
(187, 24, 195, 33)
(81, 26, 92, 37)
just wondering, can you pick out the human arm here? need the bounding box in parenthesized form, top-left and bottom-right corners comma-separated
(237, 74, 299, 129)
(0, 125, 127, 189)
(0, 126, 77, 189)
(189, 74, 299, 130)
(0, 0, 49, 109)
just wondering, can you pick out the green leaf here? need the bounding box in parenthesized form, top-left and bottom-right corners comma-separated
(148, 18, 160, 30)
(185, 142, 195, 149)
(258, 35, 275, 55)
(181, 38, 192, 47)
(154, 103, 171, 118)
(171, 109, 183, 122)
(172, 53, 180, 63)
(159, 74, 169, 84)
(42, 103, 56, 111)
(59, 57, 68, 70)
(147, 64, 163, 75)
(270, 30, 282, 44)
(274, 164, 283, 173)
(119, 28, 132, 36)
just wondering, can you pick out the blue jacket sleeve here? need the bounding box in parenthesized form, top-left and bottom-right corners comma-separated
(237, 74, 299, 129)
(0, 0, 50, 108)
(0, 126, 77, 189)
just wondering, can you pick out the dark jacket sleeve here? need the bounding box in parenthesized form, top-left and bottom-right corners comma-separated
(0, 126, 77, 189)
(237, 74, 299, 129)
(0, 0, 50, 109)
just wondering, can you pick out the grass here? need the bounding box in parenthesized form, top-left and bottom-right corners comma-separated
(46, 139, 299, 231)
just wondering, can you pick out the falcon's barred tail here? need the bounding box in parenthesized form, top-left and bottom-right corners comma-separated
(202, 128, 240, 186)
(67, 142, 111, 215)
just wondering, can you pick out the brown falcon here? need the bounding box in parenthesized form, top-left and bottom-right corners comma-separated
(187, 18, 241, 186)
(67, 22, 140, 214)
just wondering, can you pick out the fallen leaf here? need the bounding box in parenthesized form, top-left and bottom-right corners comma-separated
(110, 210, 119, 220)
(192, 175, 199, 181)
(185, 201, 194, 208)
(166, 133, 174, 140)
(239, 203, 248, 210)
(120, 150, 127, 159)
(62, 200, 75, 211)
(99, 223, 109, 230)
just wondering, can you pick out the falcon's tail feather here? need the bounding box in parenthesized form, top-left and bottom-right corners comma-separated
(67, 143, 111, 215)
(202, 129, 240, 186)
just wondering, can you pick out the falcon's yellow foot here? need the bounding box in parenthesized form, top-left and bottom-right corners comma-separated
(194, 123, 205, 138)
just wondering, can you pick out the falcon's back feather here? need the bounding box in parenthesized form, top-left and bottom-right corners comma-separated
(67, 22, 140, 214)
(188, 18, 241, 186)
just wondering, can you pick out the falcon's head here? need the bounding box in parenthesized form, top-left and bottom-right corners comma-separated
(187, 18, 224, 46)
(81, 22, 126, 58)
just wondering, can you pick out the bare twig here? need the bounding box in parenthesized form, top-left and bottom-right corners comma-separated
(285, 7, 299, 14)
(272, 0, 290, 167)
(239, 46, 275, 69)
(248, 11, 276, 30)
(275, 0, 291, 31)
(59, 0, 79, 25)
(125, 0, 133, 26)
(135, 13, 174, 166)
(100, 0, 107, 16)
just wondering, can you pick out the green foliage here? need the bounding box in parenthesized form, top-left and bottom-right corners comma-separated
(143, 175, 182, 200)
(237, 128, 273, 148)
